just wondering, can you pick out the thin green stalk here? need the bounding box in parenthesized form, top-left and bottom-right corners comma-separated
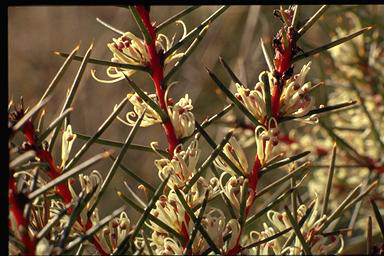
(116, 189, 184, 242)
(9, 151, 36, 169)
(284, 205, 311, 255)
(219, 56, 244, 86)
(164, 24, 209, 84)
(96, 17, 124, 35)
(155, 6, 201, 32)
(239, 179, 249, 226)
(124, 74, 167, 121)
(54, 51, 150, 72)
(28, 151, 111, 200)
(184, 131, 233, 192)
(206, 67, 262, 128)
(184, 191, 213, 255)
(39, 44, 80, 104)
(88, 110, 145, 217)
(259, 151, 310, 176)
(279, 101, 357, 123)
(110, 156, 155, 192)
(37, 108, 73, 144)
(255, 162, 310, 200)
(322, 143, 337, 216)
(297, 5, 328, 38)
(11, 96, 50, 134)
(180, 103, 234, 144)
(370, 199, 384, 239)
(129, 175, 171, 244)
(164, 6, 229, 59)
(129, 6, 152, 43)
(64, 96, 129, 172)
(350, 81, 384, 151)
(210, 164, 237, 219)
(174, 188, 221, 255)
(293, 27, 372, 63)
(64, 206, 127, 252)
(195, 122, 243, 176)
(260, 39, 274, 73)
(49, 43, 94, 152)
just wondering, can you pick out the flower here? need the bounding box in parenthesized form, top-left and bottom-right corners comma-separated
(61, 124, 76, 167)
(90, 210, 132, 254)
(279, 62, 316, 118)
(235, 71, 270, 124)
(255, 118, 280, 166)
(267, 195, 344, 255)
(92, 21, 186, 84)
(214, 136, 249, 176)
(219, 174, 254, 211)
(166, 94, 195, 139)
(116, 92, 162, 127)
(155, 139, 200, 188)
(147, 190, 187, 235)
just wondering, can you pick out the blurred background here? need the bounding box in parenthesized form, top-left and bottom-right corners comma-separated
(8, 6, 384, 252)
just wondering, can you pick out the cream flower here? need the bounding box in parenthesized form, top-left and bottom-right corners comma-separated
(166, 94, 195, 139)
(255, 118, 280, 166)
(61, 124, 76, 167)
(214, 136, 249, 176)
(279, 62, 316, 118)
(235, 71, 271, 123)
(155, 139, 200, 188)
(219, 174, 254, 211)
(116, 92, 162, 127)
(90, 210, 132, 254)
(92, 21, 186, 84)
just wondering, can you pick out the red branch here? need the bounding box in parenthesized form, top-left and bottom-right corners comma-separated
(9, 176, 35, 256)
(11, 112, 107, 255)
(136, 5, 180, 157)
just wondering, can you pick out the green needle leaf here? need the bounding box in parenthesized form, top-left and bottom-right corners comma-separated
(322, 143, 337, 216)
(370, 199, 384, 239)
(297, 5, 328, 39)
(75, 132, 170, 157)
(129, 6, 152, 44)
(9, 151, 36, 169)
(116, 189, 184, 242)
(109, 155, 155, 192)
(39, 43, 80, 104)
(164, 24, 209, 84)
(259, 151, 310, 176)
(64, 206, 128, 252)
(37, 108, 73, 144)
(219, 56, 243, 86)
(181, 103, 234, 144)
(206, 67, 262, 128)
(279, 101, 357, 123)
(53, 51, 150, 72)
(164, 6, 229, 60)
(260, 39, 274, 73)
(127, 174, 172, 247)
(293, 27, 372, 63)
(184, 130, 233, 192)
(284, 205, 311, 255)
(156, 6, 201, 32)
(49, 42, 94, 152)
(64, 96, 129, 172)
(124, 74, 167, 121)
(28, 151, 111, 201)
(88, 110, 145, 217)
(96, 17, 124, 35)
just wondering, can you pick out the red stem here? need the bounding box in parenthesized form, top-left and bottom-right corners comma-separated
(136, 6, 180, 157)
(9, 176, 36, 256)
(14, 118, 107, 255)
